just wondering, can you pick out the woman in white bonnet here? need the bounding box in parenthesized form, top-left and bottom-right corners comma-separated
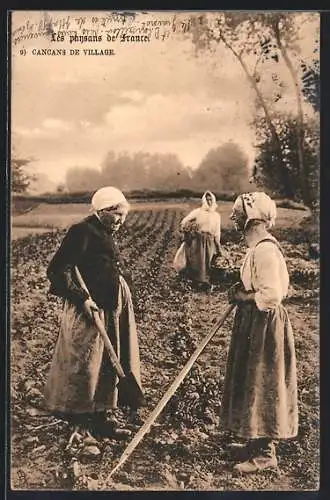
(220, 191, 298, 473)
(174, 191, 222, 290)
(44, 187, 143, 445)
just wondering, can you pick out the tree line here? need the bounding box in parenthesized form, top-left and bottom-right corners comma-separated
(62, 141, 252, 195)
(12, 141, 253, 197)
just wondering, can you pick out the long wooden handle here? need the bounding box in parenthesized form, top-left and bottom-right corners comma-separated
(105, 303, 235, 481)
(74, 266, 125, 378)
(92, 312, 125, 378)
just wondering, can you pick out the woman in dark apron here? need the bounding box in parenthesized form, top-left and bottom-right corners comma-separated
(44, 187, 143, 444)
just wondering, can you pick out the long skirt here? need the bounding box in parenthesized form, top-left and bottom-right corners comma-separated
(220, 301, 298, 440)
(184, 232, 217, 284)
(44, 276, 142, 414)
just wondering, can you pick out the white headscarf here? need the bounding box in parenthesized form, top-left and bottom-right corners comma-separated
(231, 191, 277, 229)
(91, 186, 130, 214)
(180, 190, 220, 238)
(201, 191, 217, 212)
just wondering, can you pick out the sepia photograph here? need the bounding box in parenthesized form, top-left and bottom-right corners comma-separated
(10, 10, 320, 491)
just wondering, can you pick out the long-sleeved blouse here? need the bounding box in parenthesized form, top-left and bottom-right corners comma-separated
(181, 207, 221, 243)
(240, 238, 289, 312)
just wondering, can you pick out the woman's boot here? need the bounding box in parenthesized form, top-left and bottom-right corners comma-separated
(91, 410, 132, 440)
(233, 438, 278, 473)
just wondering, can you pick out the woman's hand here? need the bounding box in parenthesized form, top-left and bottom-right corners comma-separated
(179, 228, 185, 243)
(227, 282, 242, 304)
(228, 283, 254, 304)
(235, 290, 254, 302)
(83, 298, 99, 319)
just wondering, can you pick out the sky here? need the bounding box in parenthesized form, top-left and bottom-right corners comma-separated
(11, 11, 319, 190)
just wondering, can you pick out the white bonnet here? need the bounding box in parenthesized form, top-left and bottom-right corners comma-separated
(91, 186, 130, 212)
(231, 191, 277, 229)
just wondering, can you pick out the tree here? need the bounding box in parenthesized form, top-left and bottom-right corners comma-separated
(188, 12, 319, 207)
(189, 12, 294, 197)
(193, 142, 250, 192)
(100, 150, 191, 191)
(65, 166, 103, 193)
(56, 183, 67, 194)
(301, 58, 319, 112)
(253, 113, 319, 207)
(11, 156, 36, 193)
(65, 151, 192, 193)
(264, 12, 318, 207)
(145, 153, 192, 190)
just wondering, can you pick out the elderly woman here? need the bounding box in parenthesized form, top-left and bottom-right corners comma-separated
(44, 187, 143, 442)
(220, 191, 298, 473)
(174, 191, 222, 290)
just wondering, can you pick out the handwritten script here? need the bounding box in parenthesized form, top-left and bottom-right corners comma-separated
(12, 12, 199, 47)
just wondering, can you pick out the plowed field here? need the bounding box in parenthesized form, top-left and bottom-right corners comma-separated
(10, 202, 319, 491)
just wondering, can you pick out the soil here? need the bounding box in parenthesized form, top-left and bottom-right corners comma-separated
(10, 205, 319, 491)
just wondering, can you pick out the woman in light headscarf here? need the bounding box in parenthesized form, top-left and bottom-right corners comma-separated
(220, 191, 298, 473)
(44, 187, 143, 446)
(174, 191, 222, 290)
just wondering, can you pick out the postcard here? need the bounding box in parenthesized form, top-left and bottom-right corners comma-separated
(10, 10, 320, 491)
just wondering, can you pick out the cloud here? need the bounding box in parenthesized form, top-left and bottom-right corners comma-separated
(43, 118, 74, 131)
(100, 91, 254, 143)
(120, 90, 144, 103)
(11, 87, 258, 183)
(15, 118, 74, 138)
